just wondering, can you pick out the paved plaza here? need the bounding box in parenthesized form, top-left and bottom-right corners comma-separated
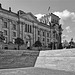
(35, 49, 75, 71)
(0, 67, 75, 75)
(0, 49, 75, 75)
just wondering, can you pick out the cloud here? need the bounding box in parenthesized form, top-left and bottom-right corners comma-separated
(53, 10, 75, 24)
(65, 26, 72, 33)
(35, 10, 75, 24)
(35, 14, 44, 20)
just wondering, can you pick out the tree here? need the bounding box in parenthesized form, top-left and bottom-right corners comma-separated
(33, 41, 42, 51)
(15, 37, 24, 50)
(58, 43, 63, 49)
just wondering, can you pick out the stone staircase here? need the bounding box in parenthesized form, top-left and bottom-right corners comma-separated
(1, 49, 75, 72)
(35, 49, 75, 72)
(0, 50, 39, 69)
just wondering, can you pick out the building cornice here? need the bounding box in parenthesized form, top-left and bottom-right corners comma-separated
(0, 8, 17, 18)
(0, 7, 59, 30)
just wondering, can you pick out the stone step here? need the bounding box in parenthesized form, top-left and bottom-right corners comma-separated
(35, 49, 75, 72)
(0, 67, 75, 75)
(0, 50, 39, 69)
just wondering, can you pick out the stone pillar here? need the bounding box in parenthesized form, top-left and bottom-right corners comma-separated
(45, 30, 47, 46)
(40, 28, 42, 43)
(35, 26, 37, 41)
(17, 11, 20, 38)
(32, 22, 34, 44)
(0, 17, 3, 31)
(8, 19, 10, 42)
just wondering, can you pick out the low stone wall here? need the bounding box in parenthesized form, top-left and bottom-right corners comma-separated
(0, 50, 39, 69)
(35, 49, 75, 72)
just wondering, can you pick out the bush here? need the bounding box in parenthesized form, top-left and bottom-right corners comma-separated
(48, 42, 52, 49)
(33, 41, 42, 47)
(27, 47, 30, 50)
(4, 47, 8, 49)
(14, 48, 17, 50)
(15, 37, 24, 50)
(33, 41, 42, 51)
(58, 43, 63, 49)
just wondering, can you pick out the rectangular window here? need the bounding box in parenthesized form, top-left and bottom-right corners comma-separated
(43, 32, 45, 36)
(57, 20, 59, 24)
(13, 32, 16, 37)
(25, 24, 27, 32)
(38, 30, 40, 35)
(47, 39, 49, 42)
(4, 22, 7, 28)
(4, 30, 7, 35)
(30, 25, 32, 33)
(43, 38, 45, 41)
(13, 24, 16, 30)
(56, 33, 58, 39)
(47, 33, 49, 37)
(28, 25, 29, 32)
(51, 19, 54, 23)
(38, 37, 40, 41)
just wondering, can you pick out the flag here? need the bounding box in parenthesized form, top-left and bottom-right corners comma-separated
(48, 6, 50, 11)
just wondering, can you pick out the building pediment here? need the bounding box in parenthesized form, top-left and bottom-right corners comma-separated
(19, 10, 38, 23)
(26, 12, 38, 22)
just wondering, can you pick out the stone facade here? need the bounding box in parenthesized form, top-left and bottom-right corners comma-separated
(39, 13, 63, 49)
(0, 4, 62, 49)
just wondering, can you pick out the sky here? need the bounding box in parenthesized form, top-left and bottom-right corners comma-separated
(0, 0, 75, 42)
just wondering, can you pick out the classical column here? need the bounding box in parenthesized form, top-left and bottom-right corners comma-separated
(8, 19, 11, 42)
(53, 29, 56, 49)
(0, 17, 3, 31)
(40, 28, 42, 43)
(44, 30, 47, 46)
(35, 26, 37, 42)
(22, 23, 24, 39)
(32, 22, 34, 44)
(17, 11, 20, 38)
(20, 22, 24, 39)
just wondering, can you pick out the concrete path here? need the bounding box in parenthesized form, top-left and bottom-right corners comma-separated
(0, 50, 39, 69)
(1, 49, 75, 75)
(35, 49, 75, 71)
(0, 67, 75, 75)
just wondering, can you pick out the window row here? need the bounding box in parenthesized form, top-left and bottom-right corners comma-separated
(38, 37, 50, 42)
(3, 30, 16, 37)
(51, 19, 59, 24)
(38, 31, 45, 36)
(38, 30, 50, 37)
(3, 22, 17, 30)
(43, 38, 50, 42)
(4, 37, 15, 43)
(25, 24, 32, 33)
